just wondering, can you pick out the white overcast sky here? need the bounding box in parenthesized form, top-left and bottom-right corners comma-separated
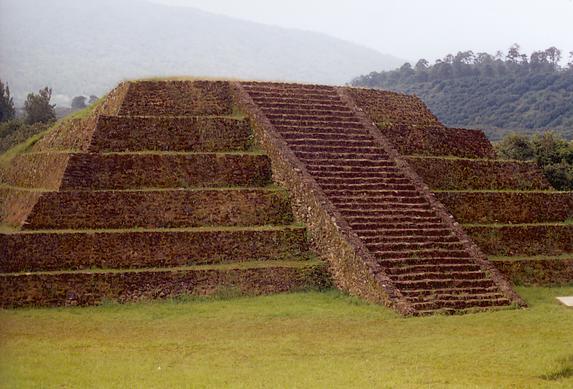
(152, 0, 573, 63)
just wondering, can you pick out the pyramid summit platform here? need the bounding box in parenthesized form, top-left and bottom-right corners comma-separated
(2, 79, 572, 315)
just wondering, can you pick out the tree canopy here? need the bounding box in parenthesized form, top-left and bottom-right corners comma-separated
(24, 87, 56, 124)
(351, 45, 573, 140)
(0, 80, 16, 123)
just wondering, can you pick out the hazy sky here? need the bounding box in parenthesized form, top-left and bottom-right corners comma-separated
(153, 0, 573, 63)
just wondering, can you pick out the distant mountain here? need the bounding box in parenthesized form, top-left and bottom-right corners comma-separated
(0, 0, 403, 104)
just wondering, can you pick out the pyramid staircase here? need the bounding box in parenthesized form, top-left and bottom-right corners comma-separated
(0, 81, 328, 307)
(236, 82, 524, 315)
(345, 86, 573, 287)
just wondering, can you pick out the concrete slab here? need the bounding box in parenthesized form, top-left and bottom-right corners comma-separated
(556, 297, 573, 307)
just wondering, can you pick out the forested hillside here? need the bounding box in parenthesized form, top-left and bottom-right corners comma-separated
(352, 45, 573, 140)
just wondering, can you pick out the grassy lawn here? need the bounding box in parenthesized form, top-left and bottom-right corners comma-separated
(1, 287, 572, 388)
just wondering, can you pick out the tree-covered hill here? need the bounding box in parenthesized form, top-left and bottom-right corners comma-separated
(351, 45, 573, 140)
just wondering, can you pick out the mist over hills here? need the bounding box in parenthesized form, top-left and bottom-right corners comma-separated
(0, 0, 403, 105)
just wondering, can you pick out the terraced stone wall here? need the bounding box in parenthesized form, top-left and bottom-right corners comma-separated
(56, 153, 271, 190)
(90, 116, 251, 152)
(1, 227, 309, 273)
(494, 259, 573, 286)
(118, 81, 233, 116)
(406, 157, 551, 190)
(466, 225, 573, 257)
(437, 191, 573, 224)
(23, 189, 293, 230)
(0, 263, 330, 308)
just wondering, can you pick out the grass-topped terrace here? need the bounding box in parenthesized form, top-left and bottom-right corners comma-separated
(0, 287, 572, 387)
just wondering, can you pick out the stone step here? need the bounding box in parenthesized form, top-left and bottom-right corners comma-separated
(410, 297, 511, 311)
(245, 89, 339, 99)
(360, 234, 458, 245)
(0, 260, 329, 308)
(323, 189, 422, 198)
(279, 131, 372, 141)
(301, 158, 396, 168)
(255, 102, 350, 111)
(404, 290, 504, 303)
(312, 174, 407, 183)
(373, 249, 471, 260)
(335, 200, 430, 209)
(59, 153, 271, 190)
(321, 183, 417, 192)
(249, 95, 342, 106)
(274, 124, 368, 134)
(0, 226, 309, 273)
(334, 198, 429, 208)
(393, 278, 496, 290)
(244, 84, 337, 93)
(391, 270, 487, 282)
(263, 109, 355, 118)
(355, 228, 452, 238)
(349, 216, 443, 227)
(291, 145, 387, 156)
(339, 208, 436, 218)
(400, 286, 502, 298)
(266, 115, 359, 124)
(365, 240, 465, 252)
(270, 119, 362, 128)
(22, 189, 293, 230)
(377, 257, 477, 267)
(286, 138, 377, 148)
(242, 82, 336, 92)
(89, 115, 251, 152)
(385, 263, 482, 275)
(271, 120, 364, 130)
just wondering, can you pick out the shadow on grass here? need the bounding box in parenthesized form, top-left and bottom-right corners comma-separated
(541, 355, 573, 381)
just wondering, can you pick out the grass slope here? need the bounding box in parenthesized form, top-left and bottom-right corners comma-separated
(1, 287, 572, 388)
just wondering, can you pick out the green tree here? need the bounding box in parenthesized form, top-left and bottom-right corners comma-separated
(0, 80, 16, 123)
(495, 132, 573, 190)
(495, 133, 534, 160)
(71, 95, 87, 109)
(24, 87, 56, 124)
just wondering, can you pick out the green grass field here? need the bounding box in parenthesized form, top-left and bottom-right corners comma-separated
(1, 287, 572, 388)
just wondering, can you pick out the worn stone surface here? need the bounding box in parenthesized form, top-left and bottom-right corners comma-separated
(90, 115, 251, 152)
(0, 262, 331, 308)
(493, 259, 573, 286)
(467, 225, 573, 257)
(118, 80, 233, 116)
(1, 227, 309, 273)
(59, 153, 272, 190)
(437, 191, 573, 224)
(407, 157, 551, 191)
(23, 189, 293, 230)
